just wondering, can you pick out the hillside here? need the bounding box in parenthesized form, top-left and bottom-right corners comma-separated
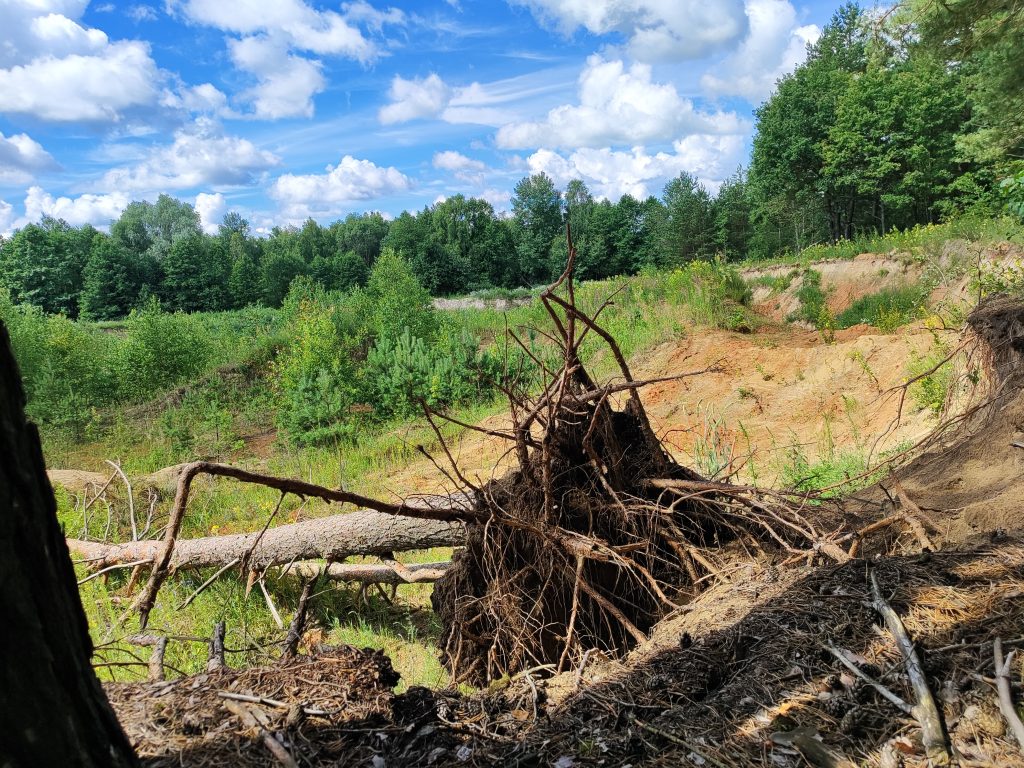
(42, 244, 1024, 767)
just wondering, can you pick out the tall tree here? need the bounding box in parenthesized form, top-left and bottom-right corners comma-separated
(713, 169, 753, 261)
(749, 3, 867, 250)
(331, 212, 390, 268)
(511, 173, 563, 284)
(162, 233, 229, 312)
(661, 173, 716, 263)
(0, 321, 138, 768)
(80, 235, 144, 320)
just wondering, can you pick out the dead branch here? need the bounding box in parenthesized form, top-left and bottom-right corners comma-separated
(283, 573, 319, 659)
(207, 621, 226, 672)
(221, 699, 298, 768)
(869, 570, 953, 766)
(287, 559, 450, 585)
(105, 460, 137, 541)
(148, 636, 168, 682)
(994, 637, 1024, 755)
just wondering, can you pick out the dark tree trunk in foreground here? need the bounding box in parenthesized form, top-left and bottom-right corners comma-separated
(0, 322, 137, 767)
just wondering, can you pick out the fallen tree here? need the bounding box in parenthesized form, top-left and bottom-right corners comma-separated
(67, 509, 464, 572)
(75, 226, 856, 681)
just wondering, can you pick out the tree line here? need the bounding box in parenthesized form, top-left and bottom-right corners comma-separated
(1, 2, 1021, 320)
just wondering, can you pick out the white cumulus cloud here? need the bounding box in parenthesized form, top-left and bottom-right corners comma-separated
(270, 155, 411, 220)
(432, 150, 485, 172)
(180, 0, 403, 118)
(379, 73, 452, 124)
(194, 192, 227, 234)
(496, 56, 744, 150)
(433, 149, 488, 183)
(701, 0, 820, 102)
(526, 135, 745, 200)
(22, 185, 129, 228)
(510, 0, 748, 62)
(0, 132, 59, 184)
(0, 199, 15, 235)
(0, 0, 163, 122)
(97, 120, 280, 193)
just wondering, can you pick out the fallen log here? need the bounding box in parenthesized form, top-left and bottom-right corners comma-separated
(67, 510, 464, 572)
(286, 560, 450, 584)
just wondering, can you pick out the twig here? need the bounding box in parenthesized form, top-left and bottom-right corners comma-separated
(259, 579, 284, 629)
(177, 557, 241, 609)
(148, 636, 168, 682)
(283, 572, 320, 658)
(106, 460, 137, 541)
(771, 726, 857, 768)
(628, 713, 730, 768)
(207, 621, 226, 671)
(217, 692, 329, 717)
(994, 637, 1024, 755)
(239, 492, 286, 575)
(77, 559, 150, 585)
(222, 699, 299, 768)
(824, 643, 911, 714)
(869, 570, 953, 765)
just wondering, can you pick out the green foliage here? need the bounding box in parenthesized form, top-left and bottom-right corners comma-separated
(273, 283, 359, 446)
(835, 285, 926, 330)
(1000, 167, 1024, 220)
(661, 172, 716, 263)
(511, 172, 563, 284)
(907, 338, 953, 415)
(362, 248, 437, 342)
(115, 299, 213, 402)
(788, 269, 830, 326)
(363, 327, 503, 419)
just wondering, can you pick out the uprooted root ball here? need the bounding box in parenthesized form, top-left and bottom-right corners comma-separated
(432, 395, 719, 685)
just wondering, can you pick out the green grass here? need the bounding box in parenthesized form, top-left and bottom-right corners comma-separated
(738, 215, 1024, 269)
(834, 285, 927, 331)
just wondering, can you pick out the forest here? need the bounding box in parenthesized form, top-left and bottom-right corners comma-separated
(2, 4, 1022, 322)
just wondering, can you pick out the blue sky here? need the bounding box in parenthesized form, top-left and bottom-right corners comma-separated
(0, 0, 842, 235)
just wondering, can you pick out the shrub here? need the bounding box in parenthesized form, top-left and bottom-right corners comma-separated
(363, 326, 506, 419)
(835, 285, 926, 331)
(114, 299, 212, 402)
(274, 288, 359, 445)
(907, 339, 953, 416)
(788, 269, 831, 328)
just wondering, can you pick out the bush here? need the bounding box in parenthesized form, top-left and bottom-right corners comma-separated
(787, 269, 832, 328)
(907, 339, 953, 416)
(274, 287, 359, 445)
(363, 326, 506, 419)
(835, 285, 926, 331)
(114, 299, 213, 402)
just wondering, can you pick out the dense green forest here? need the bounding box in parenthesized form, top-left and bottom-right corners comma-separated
(2, 3, 1022, 321)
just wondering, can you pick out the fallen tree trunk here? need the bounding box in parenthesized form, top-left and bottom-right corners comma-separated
(287, 560, 450, 584)
(67, 510, 464, 572)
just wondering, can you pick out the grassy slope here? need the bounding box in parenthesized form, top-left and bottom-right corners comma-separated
(53, 221, 1024, 688)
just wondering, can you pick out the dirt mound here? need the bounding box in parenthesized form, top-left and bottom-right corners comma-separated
(107, 646, 402, 767)
(858, 295, 1024, 544)
(428, 539, 1024, 767)
(47, 469, 109, 493)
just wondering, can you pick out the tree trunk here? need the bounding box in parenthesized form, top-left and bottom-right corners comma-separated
(0, 322, 137, 767)
(67, 510, 465, 572)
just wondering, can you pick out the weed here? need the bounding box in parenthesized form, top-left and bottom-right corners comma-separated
(835, 285, 926, 331)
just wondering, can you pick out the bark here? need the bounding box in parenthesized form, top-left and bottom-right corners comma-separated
(0, 322, 137, 768)
(288, 560, 450, 584)
(67, 510, 464, 572)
